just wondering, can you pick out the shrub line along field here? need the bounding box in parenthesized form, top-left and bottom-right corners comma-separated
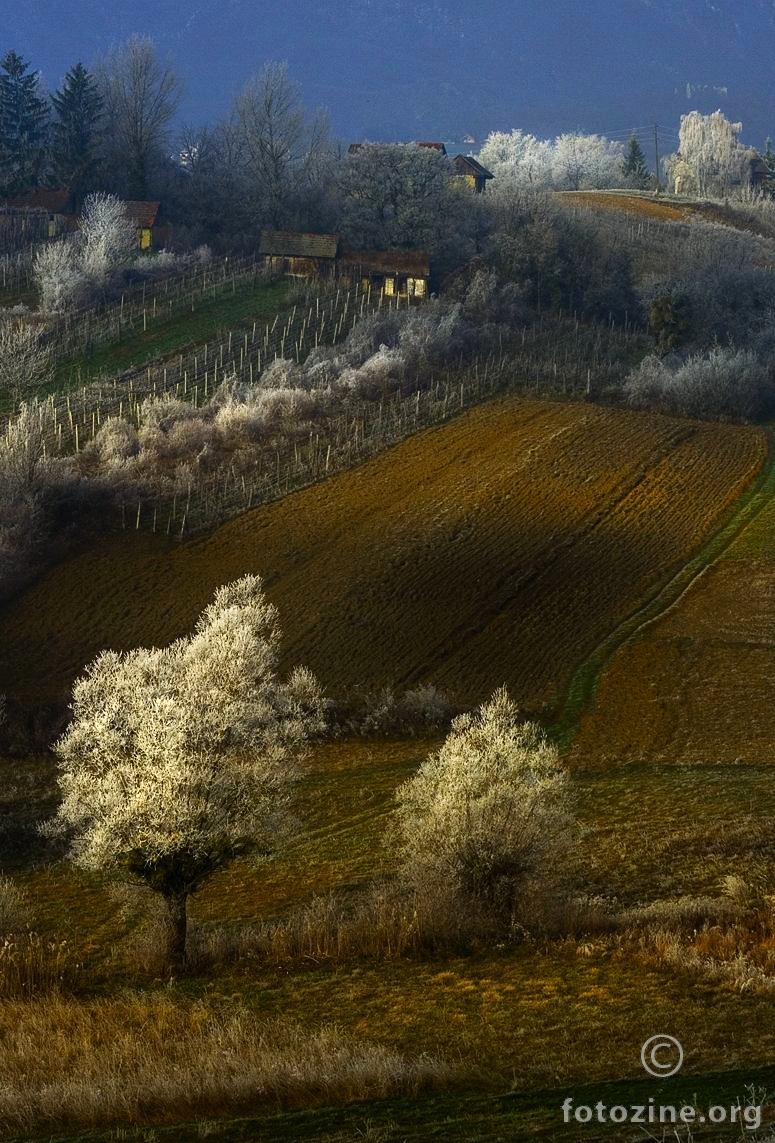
(0, 395, 764, 719)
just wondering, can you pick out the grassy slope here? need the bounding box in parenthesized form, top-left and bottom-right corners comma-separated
(0, 396, 764, 714)
(8, 740, 775, 1142)
(51, 279, 290, 392)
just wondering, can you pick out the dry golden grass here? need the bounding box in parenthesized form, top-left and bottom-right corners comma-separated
(570, 466, 775, 766)
(0, 993, 452, 1136)
(0, 397, 764, 721)
(4, 745, 775, 1135)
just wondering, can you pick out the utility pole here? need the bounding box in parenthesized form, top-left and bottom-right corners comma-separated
(654, 124, 661, 193)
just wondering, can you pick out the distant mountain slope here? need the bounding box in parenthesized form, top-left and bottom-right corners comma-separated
(3, 1, 775, 147)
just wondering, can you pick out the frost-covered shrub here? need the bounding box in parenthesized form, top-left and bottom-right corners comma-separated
(0, 324, 55, 408)
(394, 688, 574, 935)
(640, 266, 775, 351)
(336, 346, 404, 399)
(339, 309, 403, 367)
(257, 357, 306, 391)
(398, 303, 464, 368)
(624, 348, 774, 421)
(132, 250, 178, 279)
(33, 240, 87, 312)
(253, 386, 323, 426)
(140, 395, 200, 431)
(343, 685, 453, 737)
(213, 401, 266, 443)
(91, 417, 140, 465)
(400, 685, 453, 730)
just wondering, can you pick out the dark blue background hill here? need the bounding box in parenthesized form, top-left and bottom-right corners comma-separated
(4, 0, 775, 148)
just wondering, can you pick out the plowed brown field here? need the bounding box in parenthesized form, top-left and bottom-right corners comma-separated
(561, 191, 766, 232)
(569, 479, 775, 767)
(0, 397, 765, 714)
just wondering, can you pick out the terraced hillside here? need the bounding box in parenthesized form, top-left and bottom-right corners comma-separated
(1, 396, 764, 722)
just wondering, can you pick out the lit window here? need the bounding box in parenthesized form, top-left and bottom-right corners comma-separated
(409, 278, 427, 297)
(384, 277, 396, 296)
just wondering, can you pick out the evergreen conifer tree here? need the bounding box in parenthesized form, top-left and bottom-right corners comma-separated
(0, 51, 48, 196)
(51, 63, 103, 203)
(622, 135, 650, 188)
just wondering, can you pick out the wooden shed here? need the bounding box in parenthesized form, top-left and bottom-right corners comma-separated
(123, 201, 164, 249)
(2, 188, 74, 237)
(338, 249, 430, 298)
(452, 154, 494, 193)
(259, 231, 340, 278)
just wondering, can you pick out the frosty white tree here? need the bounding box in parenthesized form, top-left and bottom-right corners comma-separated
(394, 687, 573, 932)
(33, 238, 86, 312)
(78, 193, 136, 285)
(677, 110, 746, 196)
(478, 129, 553, 189)
(46, 575, 325, 969)
(0, 323, 54, 408)
(34, 195, 135, 310)
(478, 129, 624, 190)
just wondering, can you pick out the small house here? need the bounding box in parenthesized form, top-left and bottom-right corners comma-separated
(1, 188, 74, 237)
(123, 201, 164, 250)
(338, 248, 430, 298)
(259, 231, 340, 278)
(452, 154, 494, 194)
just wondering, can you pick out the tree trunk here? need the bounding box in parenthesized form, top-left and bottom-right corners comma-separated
(165, 890, 188, 971)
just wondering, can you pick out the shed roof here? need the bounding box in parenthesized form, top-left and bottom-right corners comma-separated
(123, 200, 161, 228)
(453, 154, 494, 180)
(259, 230, 340, 259)
(2, 188, 72, 213)
(339, 248, 430, 276)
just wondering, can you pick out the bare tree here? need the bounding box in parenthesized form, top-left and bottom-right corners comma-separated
(97, 36, 182, 198)
(0, 323, 54, 409)
(44, 575, 325, 970)
(232, 62, 332, 228)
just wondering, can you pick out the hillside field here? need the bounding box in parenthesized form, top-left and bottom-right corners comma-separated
(2, 392, 775, 1140)
(0, 396, 765, 721)
(570, 454, 775, 766)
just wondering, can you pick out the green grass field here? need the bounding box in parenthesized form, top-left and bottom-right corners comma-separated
(52, 279, 290, 392)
